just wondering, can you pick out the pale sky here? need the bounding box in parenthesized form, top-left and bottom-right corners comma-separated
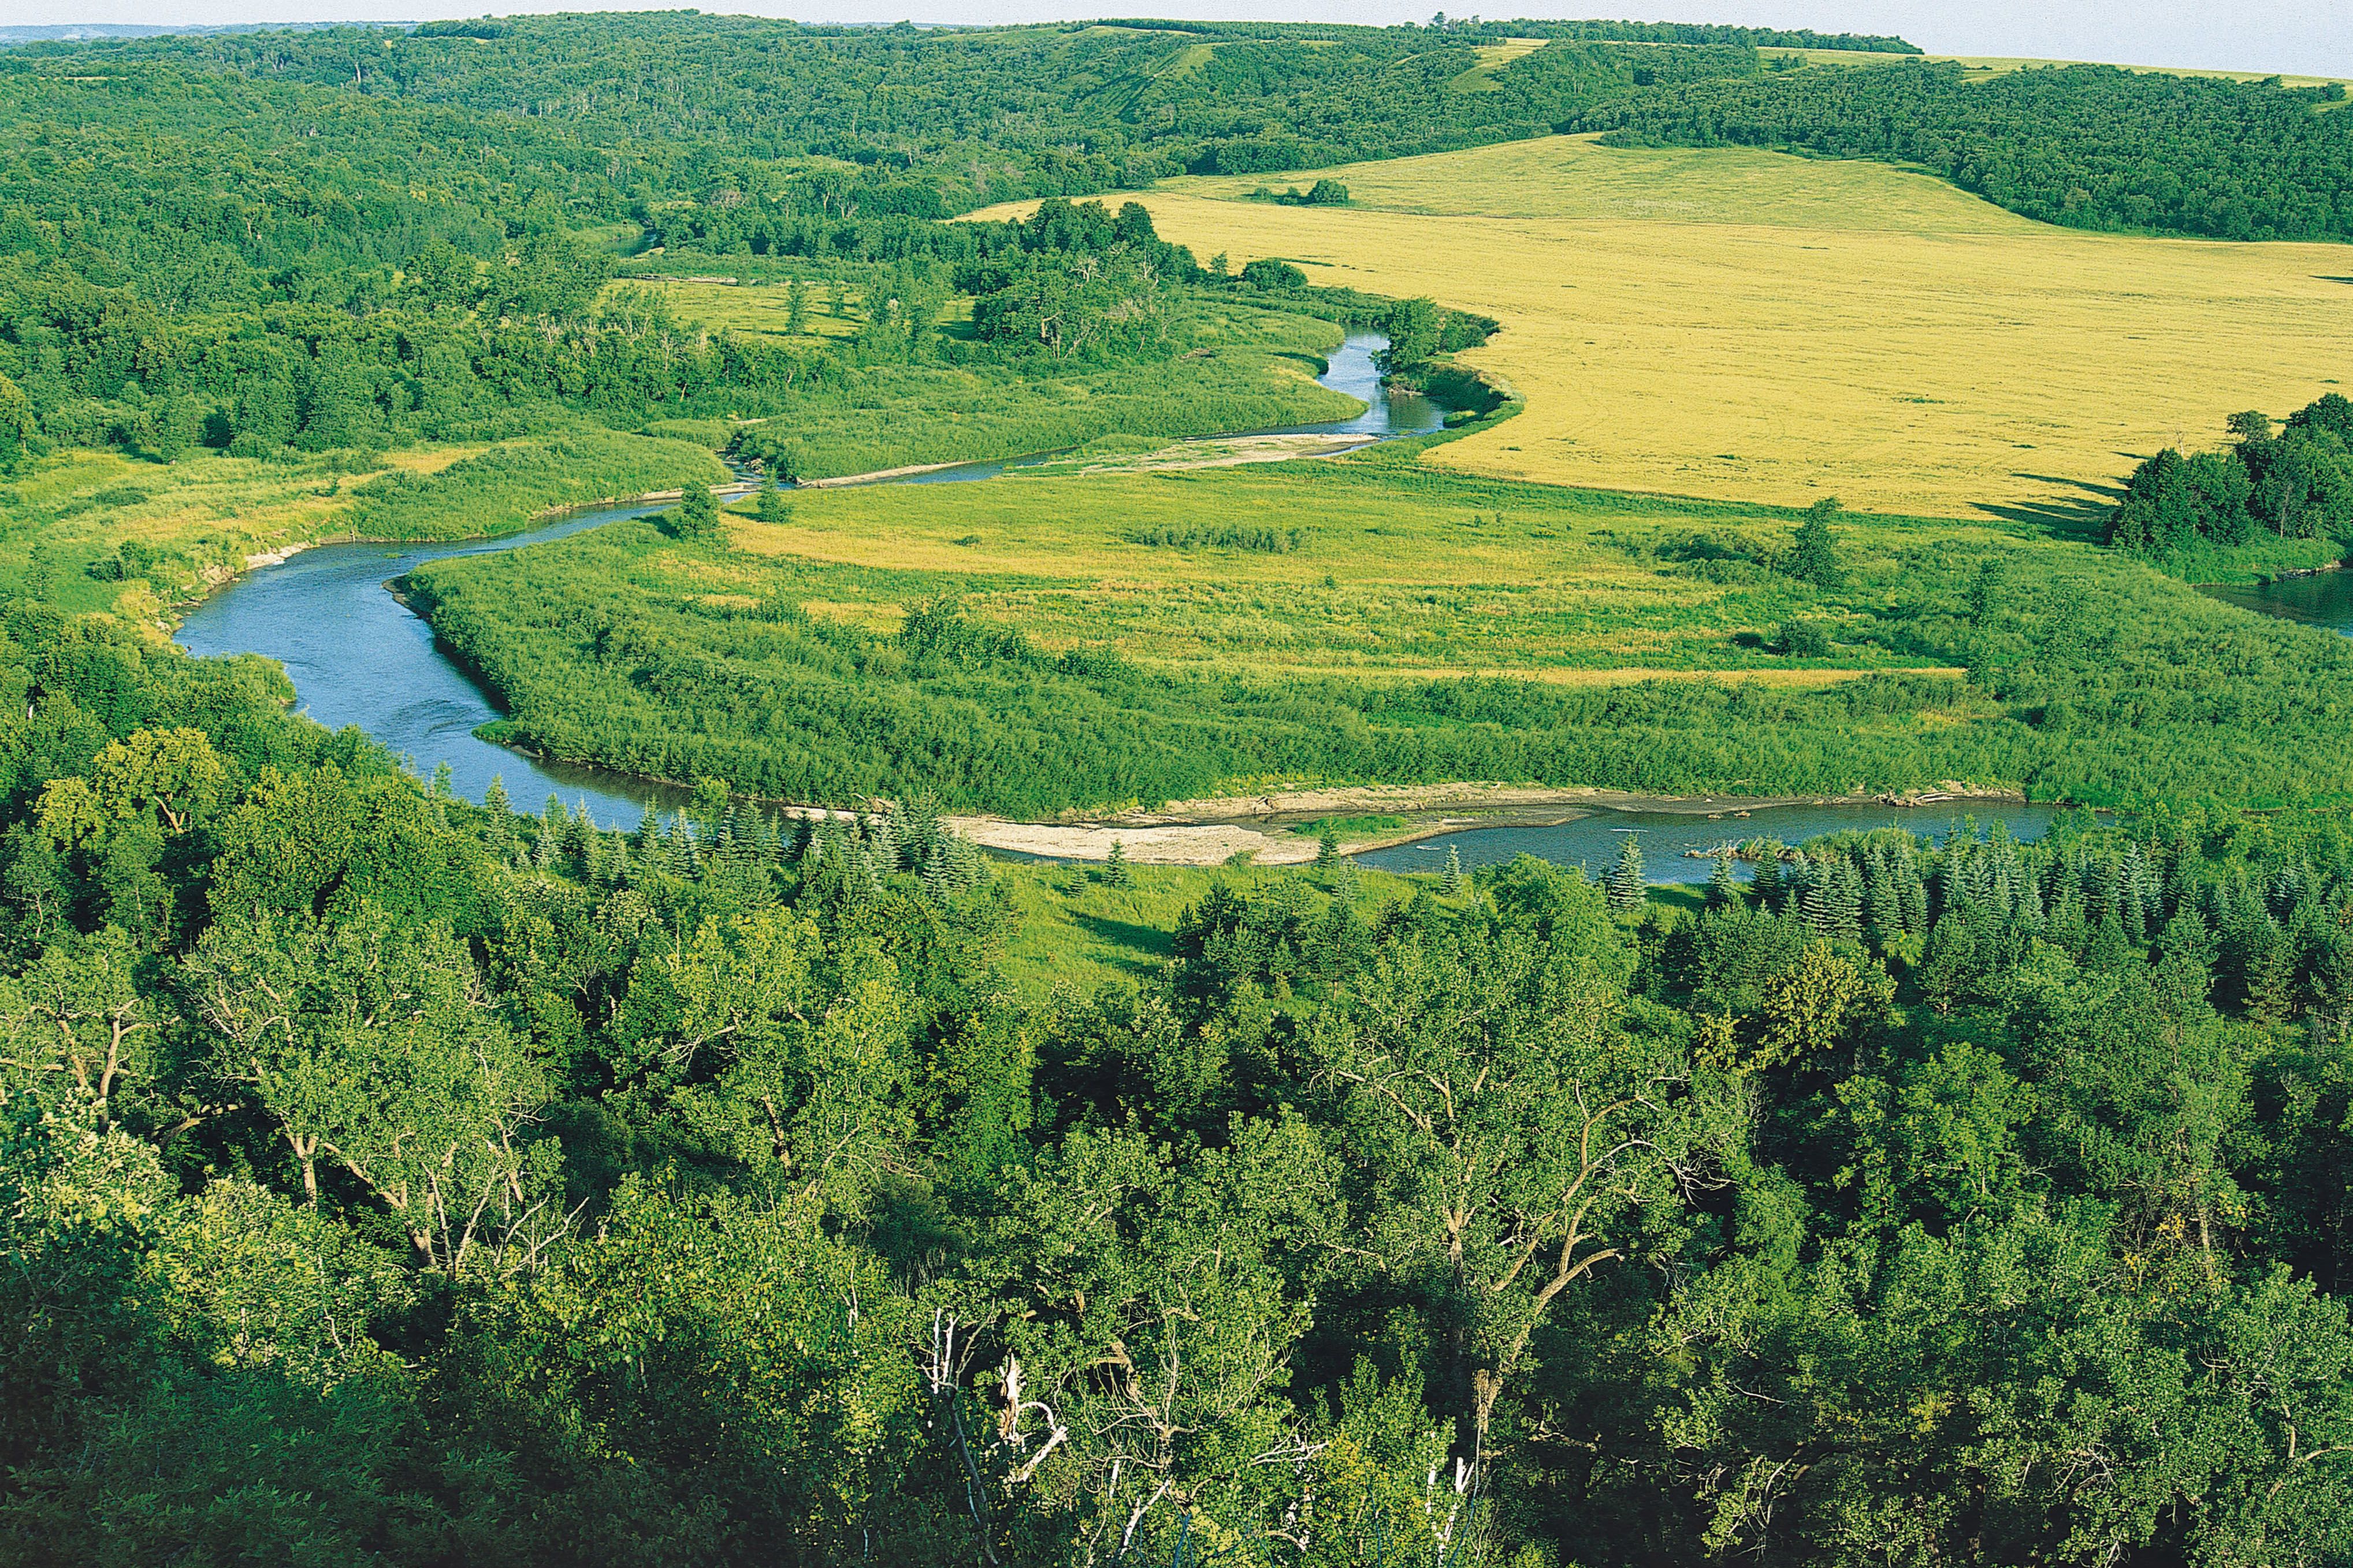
(7, 1, 2350, 81)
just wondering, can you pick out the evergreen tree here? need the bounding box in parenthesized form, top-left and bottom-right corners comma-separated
(1708, 847, 1740, 908)
(675, 483, 722, 542)
(1105, 839, 1133, 888)
(1441, 844, 1464, 897)
(755, 480, 793, 524)
(1315, 824, 1341, 874)
(1607, 833, 1645, 910)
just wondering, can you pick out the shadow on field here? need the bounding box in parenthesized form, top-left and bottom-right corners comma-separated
(1974, 472, 2128, 541)
(1072, 913, 1176, 974)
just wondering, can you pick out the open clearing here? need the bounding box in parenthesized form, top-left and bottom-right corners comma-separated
(982, 135, 2353, 518)
(721, 455, 2016, 679)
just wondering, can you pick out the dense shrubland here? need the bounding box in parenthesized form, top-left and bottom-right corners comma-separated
(404, 483, 2353, 814)
(5, 602, 2352, 1565)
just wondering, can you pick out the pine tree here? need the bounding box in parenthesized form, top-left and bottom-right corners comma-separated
(1441, 844, 1464, 897)
(756, 479, 792, 524)
(1707, 847, 1740, 909)
(483, 773, 509, 821)
(1105, 839, 1133, 888)
(1750, 845, 1786, 911)
(1828, 855, 1865, 938)
(1607, 833, 1645, 910)
(1315, 824, 1341, 874)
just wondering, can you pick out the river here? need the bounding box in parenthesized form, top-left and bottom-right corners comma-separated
(173, 335, 2055, 867)
(2200, 568, 2353, 635)
(1354, 800, 2069, 885)
(175, 333, 1435, 829)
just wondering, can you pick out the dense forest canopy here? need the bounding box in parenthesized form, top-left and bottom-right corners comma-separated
(1583, 56, 2353, 241)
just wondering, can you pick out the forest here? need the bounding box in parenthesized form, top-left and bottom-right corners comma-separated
(2107, 396, 2353, 556)
(8, 586, 2353, 1566)
(1582, 57, 2353, 241)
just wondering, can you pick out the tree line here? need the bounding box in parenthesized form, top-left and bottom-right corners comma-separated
(2109, 395, 2353, 554)
(1582, 57, 2353, 241)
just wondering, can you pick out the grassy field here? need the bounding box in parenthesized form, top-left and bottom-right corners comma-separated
(993, 858, 1435, 997)
(616, 281, 1362, 479)
(720, 456, 1983, 681)
(1754, 45, 2353, 94)
(606, 274, 868, 342)
(975, 135, 2353, 520)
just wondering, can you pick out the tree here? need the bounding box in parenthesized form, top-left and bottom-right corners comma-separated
(1607, 832, 1645, 909)
(0, 370, 35, 470)
(783, 276, 812, 334)
(1707, 847, 1740, 907)
(674, 482, 723, 542)
(1442, 844, 1465, 896)
(1315, 823, 1342, 874)
(35, 727, 225, 846)
(754, 478, 793, 523)
(1785, 499, 1843, 587)
(1103, 839, 1133, 888)
(1307, 861, 1727, 1474)
(189, 906, 559, 1273)
(1379, 296, 1443, 372)
(0, 927, 157, 1126)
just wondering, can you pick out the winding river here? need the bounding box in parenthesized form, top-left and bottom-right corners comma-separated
(175, 334, 1437, 829)
(173, 332, 2058, 863)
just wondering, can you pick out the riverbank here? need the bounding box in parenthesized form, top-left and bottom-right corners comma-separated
(945, 779, 2034, 866)
(169, 478, 764, 632)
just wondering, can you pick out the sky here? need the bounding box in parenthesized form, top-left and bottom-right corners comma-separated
(8, 1, 2350, 81)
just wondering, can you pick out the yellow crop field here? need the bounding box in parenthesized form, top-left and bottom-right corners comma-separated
(986, 136, 2353, 517)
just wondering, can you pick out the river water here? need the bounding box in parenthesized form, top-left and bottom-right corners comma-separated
(1354, 800, 2069, 885)
(174, 333, 1437, 828)
(174, 337, 2054, 866)
(2200, 569, 2353, 634)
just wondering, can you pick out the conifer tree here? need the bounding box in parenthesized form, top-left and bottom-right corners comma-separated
(1607, 833, 1645, 910)
(1105, 839, 1133, 888)
(1315, 824, 1341, 874)
(1441, 844, 1464, 897)
(1708, 847, 1740, 908)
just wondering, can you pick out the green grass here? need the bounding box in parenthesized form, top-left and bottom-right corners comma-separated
(994, 858, 1439, 997)
(1295, 814, 1410, 836)
(401, 444, 2353, 815)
